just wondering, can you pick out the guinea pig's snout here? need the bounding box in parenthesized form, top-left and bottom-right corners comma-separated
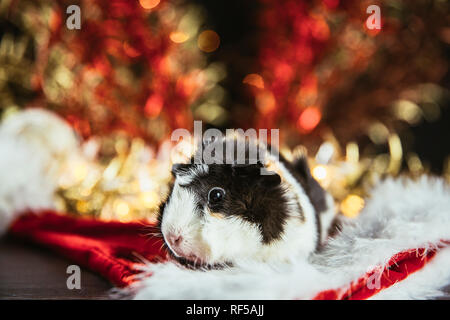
(165, 231, 187, 258)
(167, 233, 183, 247)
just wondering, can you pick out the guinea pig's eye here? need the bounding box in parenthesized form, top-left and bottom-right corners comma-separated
(208, 187, 226, 204)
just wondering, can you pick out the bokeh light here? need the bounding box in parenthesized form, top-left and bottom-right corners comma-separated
(243, 74, 265, 89)
(340, 195, 365, 218)
(144, 94, 164, 118)
(170, 31, 190, 43)
(139, 0, 160, 10)
(297, 107, 322, 132)
(312, 165, 328, 181)
(197, 30, 220, 53)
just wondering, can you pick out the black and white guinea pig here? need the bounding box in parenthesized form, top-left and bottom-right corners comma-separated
(158, 138, 336, 267)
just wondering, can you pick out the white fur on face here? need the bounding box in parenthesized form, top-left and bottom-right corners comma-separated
(175, 164, 209, 186)
(160, 181, 209, 261)
(161, 178, 262, 264)
(202, 213, 262, 263)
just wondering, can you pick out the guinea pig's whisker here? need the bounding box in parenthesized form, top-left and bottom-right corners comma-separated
(146, 232, 162, 237)
(159, 241, 167, 251)
(151, 238, 163, 245)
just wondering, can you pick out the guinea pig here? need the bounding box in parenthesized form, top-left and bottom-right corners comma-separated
(157, 137, 336, 268)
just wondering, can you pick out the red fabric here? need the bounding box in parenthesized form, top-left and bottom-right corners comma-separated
(8, 210, 449, 298)
(313, 243, 449, 300)
(9, 210, 168, 287)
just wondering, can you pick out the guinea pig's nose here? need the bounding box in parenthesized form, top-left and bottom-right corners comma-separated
(168, 233, 183, 247)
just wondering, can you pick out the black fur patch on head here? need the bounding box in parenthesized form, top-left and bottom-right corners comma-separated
(175, 162, 289, 244)
(195, 137, 268, 165)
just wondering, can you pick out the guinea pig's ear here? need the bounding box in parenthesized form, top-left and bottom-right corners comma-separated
(231, 163, 261, 177)
(171, 163, 192, 176)
(257, 161, 281, 187)
(232, 163, 281, 187)
(292, 154, 312, 181)
(258, 171, 281, 187)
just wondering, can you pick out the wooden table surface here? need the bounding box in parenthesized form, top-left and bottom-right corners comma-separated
(0, 236, 112, 299)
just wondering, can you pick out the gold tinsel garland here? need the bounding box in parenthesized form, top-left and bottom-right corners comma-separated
(52, 128, 449, 222)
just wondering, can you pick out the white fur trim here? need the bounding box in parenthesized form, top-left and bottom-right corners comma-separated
(128, 176, 450, 299)
(0, 109, 78, 235)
